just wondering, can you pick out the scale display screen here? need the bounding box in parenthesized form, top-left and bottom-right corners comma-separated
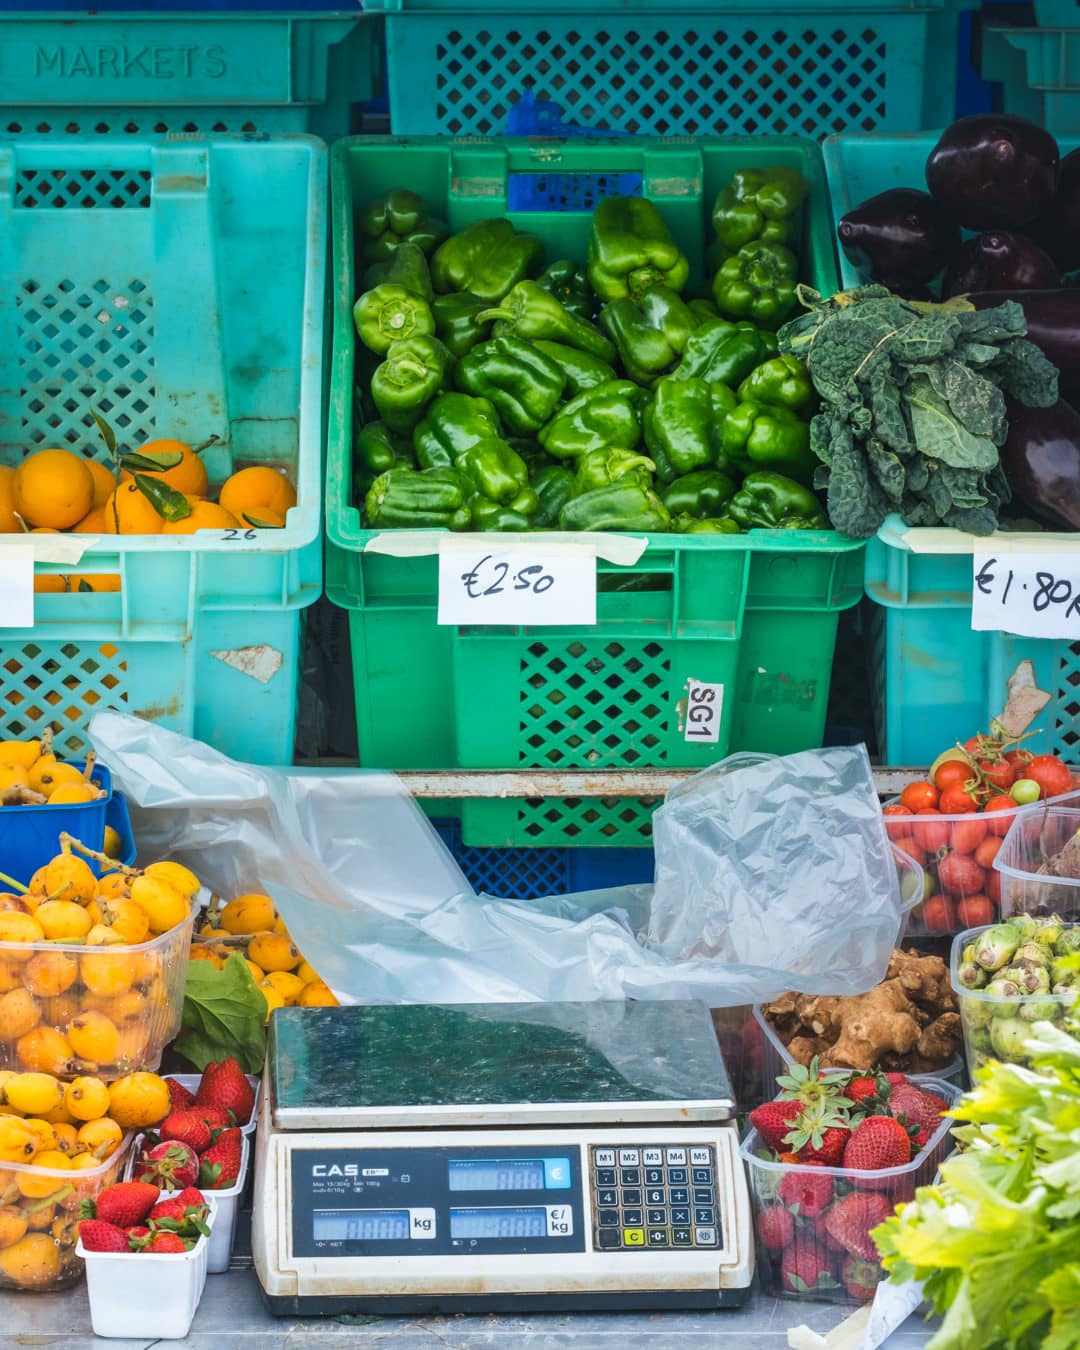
(448, 1159, 544, 1192)
(313, 1210, 410, 1242)
(449, 1207, 548, 1240)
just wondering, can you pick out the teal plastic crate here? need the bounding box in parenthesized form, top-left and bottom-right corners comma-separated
(0, 11, 381, 141)
(325, 135, 866, 847)
(0, 135, 325, 765)
(365, 0, 971, 140)
(978, 23, 1080, 134)
(824, 129, 1080, 287)
(866, 523, 1080, 764)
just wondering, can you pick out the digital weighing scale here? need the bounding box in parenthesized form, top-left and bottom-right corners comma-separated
(253, 1001, 754, 1315)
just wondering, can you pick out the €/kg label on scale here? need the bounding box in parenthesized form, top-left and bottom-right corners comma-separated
(437, 545, 596, 626)
(972, 553, 1080, 639)
(684, 679, 724, 743)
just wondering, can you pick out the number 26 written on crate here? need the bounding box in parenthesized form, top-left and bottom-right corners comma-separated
(972, 553, 1080, 639)
(437, 544, 596, 626)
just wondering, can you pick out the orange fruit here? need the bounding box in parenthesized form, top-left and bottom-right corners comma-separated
(46, 783, 100, 805)
(162, 497, 239, 533)
(122, 439, 208, 497)
(101, 481, 164, 535)
(85, 460, 117, 510)
(32, 576, 67, 595)
(219, 466, 296, 525)
(106, 1072, 169, 1129)
(35, 901, 91, 943)
(12, 450, 94, 530)
(43, 854, 96, 906)
(0, 467, 20, 533)
(247, 507, 285, 529)
(72, 507, 107, 535)
(66, 1012, 119, 1066)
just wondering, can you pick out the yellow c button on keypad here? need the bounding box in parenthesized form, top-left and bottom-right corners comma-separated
(623, 1228, 645, 1247)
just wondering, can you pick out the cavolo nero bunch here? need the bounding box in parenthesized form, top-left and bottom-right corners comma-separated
(778, 287, 1059, 538)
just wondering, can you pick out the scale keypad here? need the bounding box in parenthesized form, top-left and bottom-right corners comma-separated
(590, 1145, 720, 1251)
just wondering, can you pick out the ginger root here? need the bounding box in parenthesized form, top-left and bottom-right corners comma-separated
(820, 982, 921, 1072)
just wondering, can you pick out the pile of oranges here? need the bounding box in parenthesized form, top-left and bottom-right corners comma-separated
(0, 441, 296, 594)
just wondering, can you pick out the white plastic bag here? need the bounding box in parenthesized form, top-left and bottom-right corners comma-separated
(89, 713, 905, 1007)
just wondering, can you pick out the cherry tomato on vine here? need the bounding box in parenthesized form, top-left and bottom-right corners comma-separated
(957, 894, 994, 927)
(1004, 748, 1034, 775)
(911, 808, 950, 853)
(984, 794, 1018, 835)
(939, 786, 978, 814)
(974, 835, 1001, 870)
(890, 834, 924, 865)
(950, 818, 989, 855)
(882, 803, 913, 817)
(937, 852, 986, 897)
(900, 780, 939, 812)
(920, 894, 956, 932)
(1010, 778, 1042, 806)
(1025, 755, 1074, 801)
(976, 758, 1015, 793)
(933, 760, 972, 793)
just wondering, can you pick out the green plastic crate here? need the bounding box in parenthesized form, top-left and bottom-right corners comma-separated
(0, 11, 381, 141)
(0, 134, 325, 765)
(364, 0, 971, 140)
(325, 135, 866, 847)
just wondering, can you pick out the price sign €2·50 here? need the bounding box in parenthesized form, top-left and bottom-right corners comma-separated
(437, 546, 597, 625)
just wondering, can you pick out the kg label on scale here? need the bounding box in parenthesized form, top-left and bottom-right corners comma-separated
(438, 545, 596, 626)
(972, 553, 1080, 639)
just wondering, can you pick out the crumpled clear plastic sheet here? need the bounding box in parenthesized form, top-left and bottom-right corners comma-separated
(88, 713, 906, 1007)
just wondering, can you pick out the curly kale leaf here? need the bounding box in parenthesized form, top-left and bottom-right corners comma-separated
(820, 413, 892, 538)
(989, 337, 1060, 408)
(904, 375, 1000, 470)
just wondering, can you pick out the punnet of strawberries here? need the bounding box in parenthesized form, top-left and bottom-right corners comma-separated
(78, 1181, 212, 1255)
(746, 1059, 954, 1304)
(133, 1057, 252, 1192)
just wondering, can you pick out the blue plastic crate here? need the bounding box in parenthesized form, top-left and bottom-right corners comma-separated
(0, 135, 325, 765)
(979, 23, 1080, 134)
(1, 760, 111, 886)
(433, 820, 653, 900)
(0, 10, 380, 141)
(366, 0, 972, 139)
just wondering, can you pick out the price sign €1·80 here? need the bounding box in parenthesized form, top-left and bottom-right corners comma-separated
(972, 553, 1080, 640)
(437, 545, 597, 626)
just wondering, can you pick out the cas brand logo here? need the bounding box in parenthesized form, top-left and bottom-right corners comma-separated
(312, 1163, 359, 1178)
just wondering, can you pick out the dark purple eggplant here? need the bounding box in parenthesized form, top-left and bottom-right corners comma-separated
(926, 115, 1059, 231)
(1002, 398, 1080, 530)
(837, 188, 960, 288)
(969, 290, 1080, 397)
(942, 232, 1060, 298)
(1029, 148, 1080, 273)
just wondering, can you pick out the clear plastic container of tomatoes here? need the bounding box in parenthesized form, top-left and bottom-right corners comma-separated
(995, 806, 1080, 922)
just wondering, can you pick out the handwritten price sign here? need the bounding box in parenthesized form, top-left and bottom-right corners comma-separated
(972, 553, 1080, 639)
(437, 545, 597, 626)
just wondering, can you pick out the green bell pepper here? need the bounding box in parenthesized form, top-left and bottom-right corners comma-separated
(370, 335, 452, 433)
(356, 420, 414, 478)
(432, 293, 492, 360)
(361, 241, 434, 302)
(536, 260, 594, 321)
(688, 297, 720, 323)
(712, 241, 799, 329)
(558, 480, 672, 532)
(531, 464, 577, 529)
(677, 317, 771, 388)
(531, 341, 616, 397)
(455, 336, 566, 436)
(359, 189, 450, 265)
(458, 440, 534, 508)
(365, 465, 471, 530)
(760, 330, 781, 357)
(673, 514, 741, 534)
(537, 380, 644, 461)
(354, 284, 436, 356)
(573, 448, 655, 496)
(642, 375, 738, 482)
(660, 469, 738, 519)
(721, 471, 827, 530)
(736, 354, 814, 415)
(468, 494, 536, 532)
(480, 281, 616, 364)
(722, 400, 814, 480)
(599, 287, 697, 385)
(431, 219, 545, 303)
(587, 196, 689, 302)
(413, 393, 532, 506)
(711, 167, 808, 253)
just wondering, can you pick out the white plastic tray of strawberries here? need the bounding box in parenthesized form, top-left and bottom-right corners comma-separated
(739, 1076, 960, 1306)
(165, 1073, 261, 1136)
(126, 1132, 250, 1275)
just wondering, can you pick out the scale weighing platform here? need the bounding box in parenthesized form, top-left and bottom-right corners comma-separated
(253, 1001, 753, 1315)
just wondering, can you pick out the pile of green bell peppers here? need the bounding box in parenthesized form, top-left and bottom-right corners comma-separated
(354, 174, 831, 535)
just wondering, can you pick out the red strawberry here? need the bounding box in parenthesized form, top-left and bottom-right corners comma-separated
(175, 1187, 207, 1209)
(841, 1255, 881, 1302)
(149, 1197, 191, 1224)
(126, 1225, 151, 1244)
(822, 1192, 891, 1262)
(78, 1219, 130, 1252)
(780, 1239, 836, 1296)
(756, 1204, 795, 1252)
(158, 1110, 211, 1155)
(777, 1163, 834, 1219)
(198, 1127, 243, 1190)
(188, 1104, 232, 1132)
(748, 1099, 802, 1152)
(145, 1232, 190, 1254)
(843, 1116, 912, 1180)
(885, 1073, 909, 1087)
(196, 1058, 254, 1126)
(888, 1086, 944, 1152)
(166, 1078, 196, 1111)
(87, 1181, 160, 1227)
(846, 1076, 883, 1109)
(135, 1141, 200, 1190)
(790, 1125, 849, 1167)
